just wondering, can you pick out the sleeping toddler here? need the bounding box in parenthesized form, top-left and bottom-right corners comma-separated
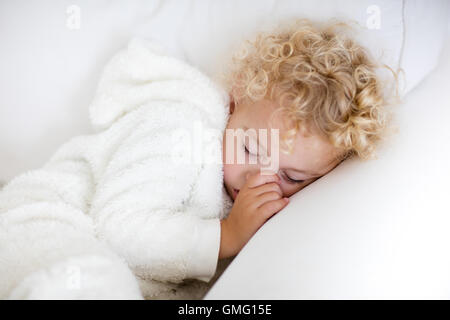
(0, 18, 396, 299)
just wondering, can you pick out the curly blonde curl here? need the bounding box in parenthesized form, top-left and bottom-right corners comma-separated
(216, 18, 401, 161)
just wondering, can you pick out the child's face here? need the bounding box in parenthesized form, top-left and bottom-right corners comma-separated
(222, 97, 342, 201)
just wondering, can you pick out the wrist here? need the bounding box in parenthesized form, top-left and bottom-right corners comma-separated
(219, 219, 235, 259)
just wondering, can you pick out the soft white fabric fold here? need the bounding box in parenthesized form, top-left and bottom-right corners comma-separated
(0, 37, 233, 299)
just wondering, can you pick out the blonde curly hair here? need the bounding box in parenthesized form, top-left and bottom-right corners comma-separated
(216, 18, 400, 161)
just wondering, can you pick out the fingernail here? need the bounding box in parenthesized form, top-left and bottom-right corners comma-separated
(284, 197, 289, 202)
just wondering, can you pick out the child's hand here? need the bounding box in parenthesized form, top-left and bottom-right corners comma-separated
(219, 172, 289, 259)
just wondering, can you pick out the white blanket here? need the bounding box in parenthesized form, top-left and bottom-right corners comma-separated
(0, 37, 233, 299)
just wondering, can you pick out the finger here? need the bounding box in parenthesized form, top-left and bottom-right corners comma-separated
(250, 182, 282, 196)
(253, 191, 283, 209)
(258, 197, 290, 221)
(245, 171, 281, 189)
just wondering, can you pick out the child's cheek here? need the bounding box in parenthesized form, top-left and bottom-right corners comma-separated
(222, 163, 233, 184)
(223, 162, 240, 186)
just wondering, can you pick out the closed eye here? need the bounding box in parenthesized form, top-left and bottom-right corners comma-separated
(245, 144, 305, 183)
(282, 171, 305, 184)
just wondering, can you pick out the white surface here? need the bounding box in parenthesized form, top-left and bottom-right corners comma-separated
(400, 0, 449, 93)
(0, 1, 448, 299)
(205, 37, 450, 299)
(2, 0, 447, 183)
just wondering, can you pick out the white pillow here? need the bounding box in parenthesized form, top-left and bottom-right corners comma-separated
(400, 0, 450, 93)
(174, 0, 404, 97)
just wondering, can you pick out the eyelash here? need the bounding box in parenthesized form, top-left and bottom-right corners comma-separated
(282, 172, 305, 184)
(244, 144, 304, 184)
